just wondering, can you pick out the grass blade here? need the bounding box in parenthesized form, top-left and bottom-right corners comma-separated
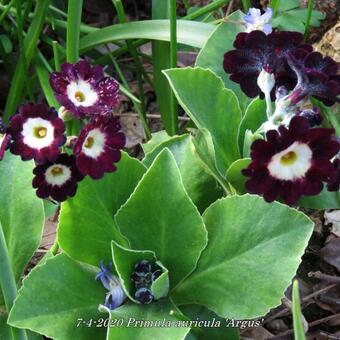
(66, 0, 83, 63)
(292, 280, 307, 340)
(3, 0, 50, 122)
(304, 0, 314, 40)
(152, 0, 176, 135)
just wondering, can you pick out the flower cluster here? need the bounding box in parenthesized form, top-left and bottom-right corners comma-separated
(0, 60, 125, 202)
(223, 20, 340, 205)
(131, 260, 163, 304)
(95, 261, 125, 310)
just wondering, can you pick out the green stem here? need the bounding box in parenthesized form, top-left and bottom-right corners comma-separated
(271, 0, 281, 17)
(15, 0, 33, 101)
(0, 223, 27, 340)
(241, 0, 251, 12)
(184, 0, 231, 20)
(304, 0, 314, 40)
(66, 0, 83, 136)
(112, 0, 151, 139)
(50, 240, 59, 256)
(0, 0, 15, 24)
(169, 0, 178, 134)
(66, 0, 83, 63)
(52, 40, 61, 71)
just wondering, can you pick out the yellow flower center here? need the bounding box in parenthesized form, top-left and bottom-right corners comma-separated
(51, 166, 63, 176)
(75, 91, 86, 102)
(33, 126, 47, 139)
(280, 151, 297, 165)
(84, 136, 95, 149)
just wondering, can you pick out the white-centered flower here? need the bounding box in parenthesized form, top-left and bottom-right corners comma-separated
(45, 164, 72, 186)
(268, 142, 312, 181)
(22, 118, 55, 149)
(82, 128, 106, 159)
(66, 80, 99, 107)
(9, 103, 66, 163)
(32, 154, 83, 202)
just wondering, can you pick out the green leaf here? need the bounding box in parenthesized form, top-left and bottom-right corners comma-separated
(0, 34, 12, 54)
(172, 195, 313, 319)
(111, 241, 169, 302)
(107, 300, 190, 340)
(195, 10, 250, 111)
(0, 152, 44, 282)
(180, 305, 240, 340)
(115, 149, 207, 289)
(8, 254, 107, 340)
(164, 67, 242, 174)
(151, 262, 169, 300)
(191, 129, 229, 191)
(272, 14, 305, 33)
(299, 188, 340, 209)
(226, 158, 251, 194)
(80, 20, 215, 53)
(287, 9, 325, 26)
(238, 98, 267, 154)
(58, 153, 146, 267)
(3, 0, 50, 122)
(143, 134, 223, 212)
(142, 130, 172, 154)
(152, 1, 174, 135)
(277, 0, 299, 11)
(292, 280, 306, 340)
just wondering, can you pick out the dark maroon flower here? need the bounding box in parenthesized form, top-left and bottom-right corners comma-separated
(50, 60, 119, 118)
(73, 116, 125, 179)
(242, 116, 339, 205)
(8, 103, 66, 164)
(287, 51, 340, 106)
(223, 30, 312, 99)
(327, 158, 340, 192)
(32, 154, 83, 202)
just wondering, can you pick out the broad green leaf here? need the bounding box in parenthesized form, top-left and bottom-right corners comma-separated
(80, 20, 215, 52)
(180, 305, 240, 340)
(8, 254, 107, 340)
(226, 158, 251, 194)
(143, 134, 223, 212)
(272, 14, 305, 33)
(299, 188, 340, 209)
(277, 0, 299, 11)
(142, 130, 172, 154)
(164, 67, 242, 174)
(58, 153, 146, 267)
(115, 149, 207, 289)
(107, 300, 190, 340)
(195, 11, 250, 110)
(238, 98, 267, 153)
(0, 152, 44, 282)
(111, 241, 169, 302)
(172, 195, 313, 319)
(292, 280, 306, 340)
(288, 9, 325, 26)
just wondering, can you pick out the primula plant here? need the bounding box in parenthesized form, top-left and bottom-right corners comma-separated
(0, 0, 339, 340)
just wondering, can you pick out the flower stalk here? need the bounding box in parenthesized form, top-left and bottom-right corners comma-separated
(0, 223, 27, 340)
